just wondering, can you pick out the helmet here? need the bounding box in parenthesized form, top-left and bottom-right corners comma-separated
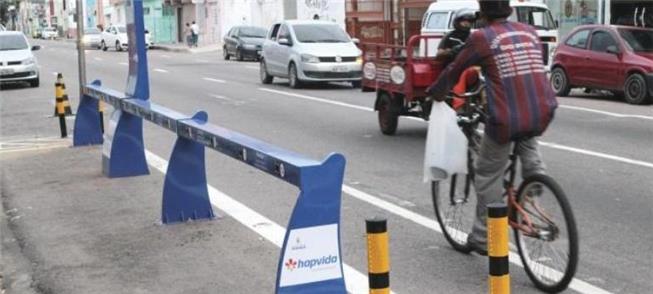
(453, 8, 477, 31)
(478, 0, 512, 20)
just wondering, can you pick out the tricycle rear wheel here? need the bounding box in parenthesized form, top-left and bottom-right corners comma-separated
(377, 91, 400, 135)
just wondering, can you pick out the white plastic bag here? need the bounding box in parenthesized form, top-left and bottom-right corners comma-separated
(423, 102, 468, 182)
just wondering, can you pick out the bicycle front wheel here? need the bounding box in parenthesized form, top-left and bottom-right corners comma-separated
(513, 174, 579, 293)
(432, 177, 475, 253)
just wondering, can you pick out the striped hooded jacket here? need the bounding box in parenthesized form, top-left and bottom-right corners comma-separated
(427, 21, 558, 144)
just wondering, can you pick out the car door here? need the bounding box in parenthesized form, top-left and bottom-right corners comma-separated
(227, 28, 238, 55)
(265, 23, 283, 75)
(107, 26, 117, 46)
(585, 30, 624, 90)
(274, 24, 292, 77)
(560, 29, 591, 86)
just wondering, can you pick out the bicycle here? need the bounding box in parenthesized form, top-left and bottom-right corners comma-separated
(431, 86, 579, 293)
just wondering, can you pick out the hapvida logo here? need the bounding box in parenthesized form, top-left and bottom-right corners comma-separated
(287, 255, 338, 270)
(285, 258, 297, 271)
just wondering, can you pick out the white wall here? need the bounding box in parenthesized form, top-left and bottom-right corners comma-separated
(296, 0, 346, 28)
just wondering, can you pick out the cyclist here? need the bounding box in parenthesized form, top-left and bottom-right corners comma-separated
(426, 0, 558, 255)
(435, 8, 479, 110)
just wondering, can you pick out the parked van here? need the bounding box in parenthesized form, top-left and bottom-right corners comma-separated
(420, 0, 558, 69)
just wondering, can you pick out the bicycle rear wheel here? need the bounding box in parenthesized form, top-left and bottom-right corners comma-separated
(513, 174, 578, 293)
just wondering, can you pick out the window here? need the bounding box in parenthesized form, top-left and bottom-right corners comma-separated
(619, 29, 653, 52)
(424, 12, 450, 30)
(278, 25, 289, 40)
(143, 7, 150, 15)
(269, 24, 281, 40)
(292, 24, 349, 43)
(565, 29, 590, 49)
(0, 34, 28, 51)
(239, 27, 267, 38)
(510, 7, 557, 30)
(590, 31, 617, 53)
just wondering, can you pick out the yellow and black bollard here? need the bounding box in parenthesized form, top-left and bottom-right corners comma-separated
(98, 100, 105, 134)
(488, 203, 510, 294)
(56, 92, 67, 138)
(366, 218, 390, 294)
(53, 73, 73, 116)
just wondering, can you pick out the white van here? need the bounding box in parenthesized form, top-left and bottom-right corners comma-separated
(420, 0, 558, 69)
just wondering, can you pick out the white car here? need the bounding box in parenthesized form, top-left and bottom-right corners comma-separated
(100, 25, 152, 51)
(41, 27, 58, 39)
(82, 27, 102, 49)
(260, 20, 362, 88)
(0, 31, 40, 87)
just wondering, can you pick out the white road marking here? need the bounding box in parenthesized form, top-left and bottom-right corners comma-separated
(259, 88, 372, 112)
(93, 57, 103, 61)
(119, 62, 128, 66)
(144, 150, 386, 294)
(340, 185, 612, 294)
(259, 88, 653, 169)
(153, 68, 169, 73)
(210, 94, 232, 101)
(246, 65, 259, 70)
(203, 77, 226, 83)
(161, 54, 171, 58)
(52, 72, 59, 76)
(539, 141, 653, 169)
(559, 105, 653, 121)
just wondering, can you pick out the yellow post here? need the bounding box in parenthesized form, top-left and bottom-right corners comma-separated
(366, 218, 390, 294)
(55, 78, 67, 138)
(53, 73, 73, 116)
(488, 203, 510, 294)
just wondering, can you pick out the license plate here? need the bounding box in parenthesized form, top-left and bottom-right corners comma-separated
(332, 66, 348, 73)
(0, 68, 14, 75)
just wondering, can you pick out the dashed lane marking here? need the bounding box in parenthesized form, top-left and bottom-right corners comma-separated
(202, 77, 226, 83)
(258, 88, 653, 170)
(153, 68, 169, 73)
(559, 105, 653, 121)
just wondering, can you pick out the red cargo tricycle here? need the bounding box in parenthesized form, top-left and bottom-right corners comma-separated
(361, 34, 451, 135)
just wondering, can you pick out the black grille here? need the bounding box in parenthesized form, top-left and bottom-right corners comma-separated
(8, 61, 21, 65)
(318, 56, 357, 63)
(303, 71, 362, 79)
(1, 72, 32, 79)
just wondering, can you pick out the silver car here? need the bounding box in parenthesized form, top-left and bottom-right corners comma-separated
(0, 31, 40, 87)
(260, 20, 362, 88)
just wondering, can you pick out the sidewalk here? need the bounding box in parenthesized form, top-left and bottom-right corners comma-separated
(151, 43, 222, 54)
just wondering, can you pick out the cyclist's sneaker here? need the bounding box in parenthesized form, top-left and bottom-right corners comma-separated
(465, 235, 488, 256)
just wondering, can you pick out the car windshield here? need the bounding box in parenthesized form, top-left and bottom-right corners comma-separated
(293, 24, 350, 43)
(239, 27, 266, 38)
(45, 28, 56, 32)
(510, 7, 557, 30)
(424, 12, 450, 30)
(0, 34, 29, 51)
(85, 28, 100, 34)
(618, 29, 653, 52)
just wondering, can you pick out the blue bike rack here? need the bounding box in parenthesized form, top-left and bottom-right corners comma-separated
(72, 0, 348, 292)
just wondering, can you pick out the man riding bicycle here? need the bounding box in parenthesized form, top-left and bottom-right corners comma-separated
(426, 0, 558, 255)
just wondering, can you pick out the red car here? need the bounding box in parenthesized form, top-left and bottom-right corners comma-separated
(550, 25, 653, 104)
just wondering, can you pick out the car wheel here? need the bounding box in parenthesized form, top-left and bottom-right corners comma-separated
(29, 76, 40, 88)
(236, 49, 244, 61)
(288, 63, 302, 89)
(223, 46, 230, 60)
(101, 40, 107, 51)
(115, 41, 121, 51)
(624, 73, 651, 105)
(260, 59, 274, 84)
(351, 80, 362, 88)
(550, 67, 571, 97)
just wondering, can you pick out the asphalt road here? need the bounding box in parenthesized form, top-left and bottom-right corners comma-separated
(1, 39, 652, 293)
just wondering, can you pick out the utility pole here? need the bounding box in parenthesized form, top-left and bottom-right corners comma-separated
(76, 0, 86, 94)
